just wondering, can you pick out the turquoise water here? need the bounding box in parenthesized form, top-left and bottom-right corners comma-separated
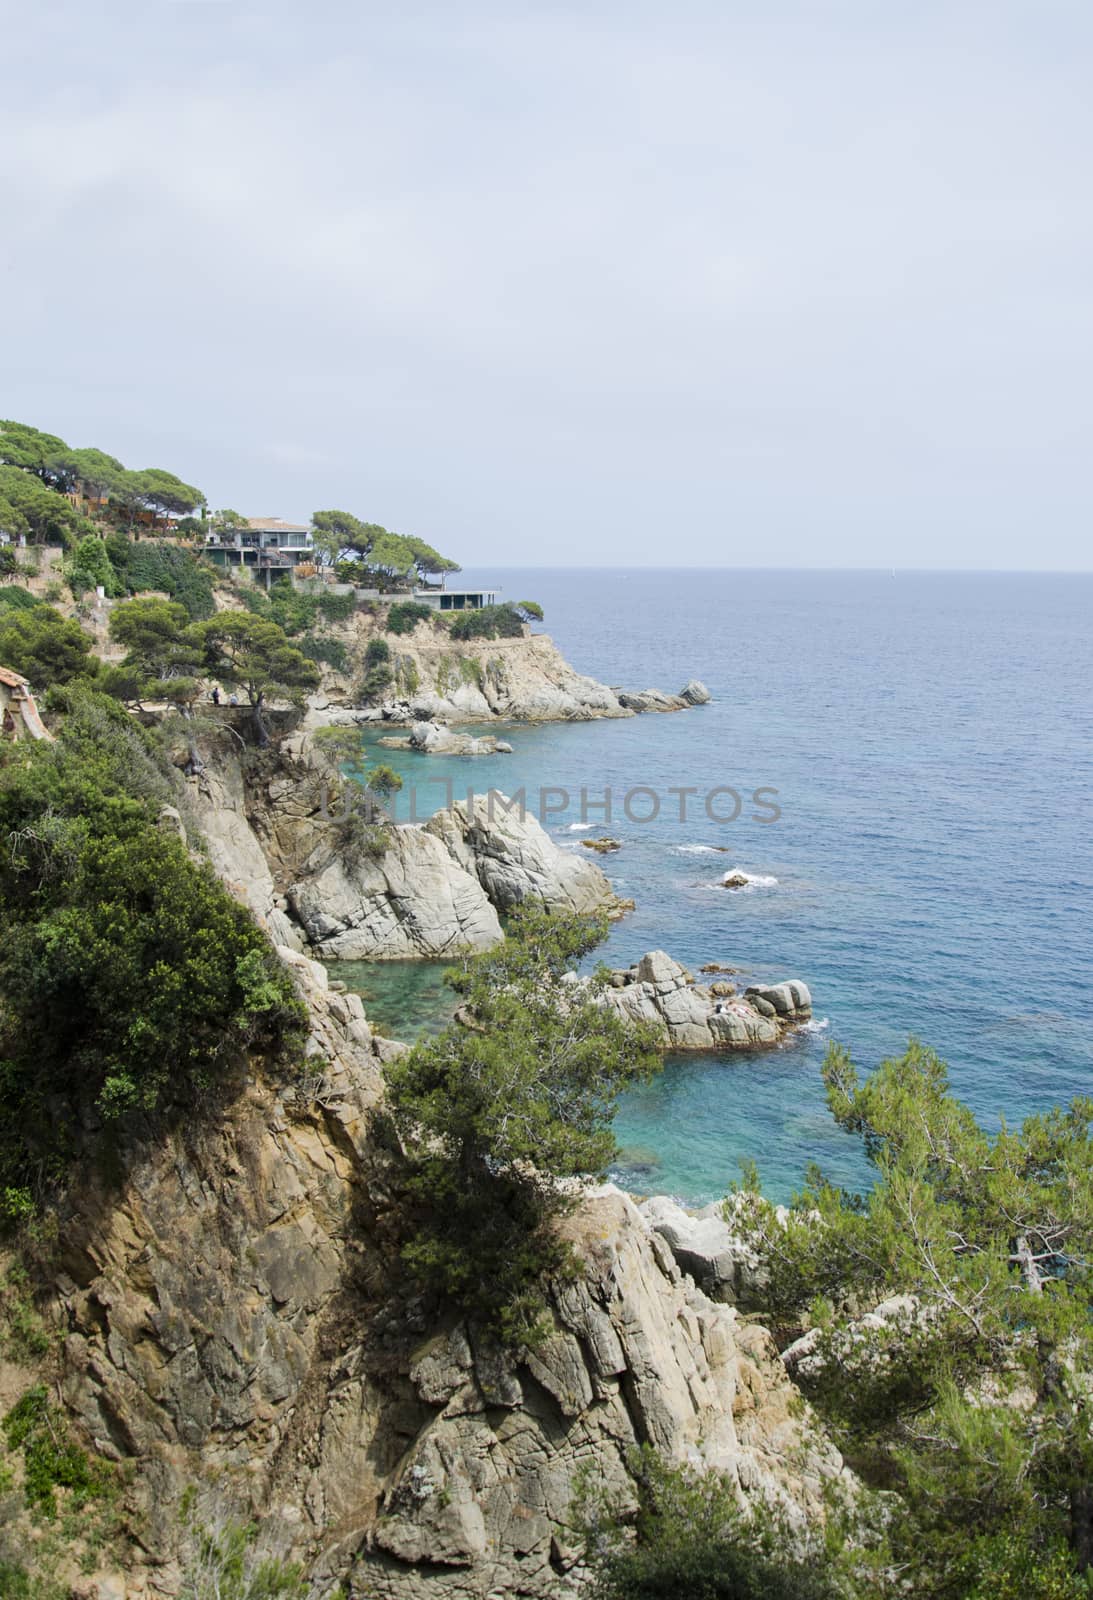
(341, 568, 1093, 1204)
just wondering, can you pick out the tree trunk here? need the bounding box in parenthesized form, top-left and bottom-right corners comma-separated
(1071, 1485, 1093, 1572)
(251, 692, 270, 747)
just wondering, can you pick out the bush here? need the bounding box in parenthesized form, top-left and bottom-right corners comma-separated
(3, 1385, 103, 1517)
(448, 603, 525, 641)
(582, 1449, 847, 1600)
(385, 601, 432, 635)
(0, 604, 99, 687)
(0, 586, 41, 614)
(106, 537, 216, 619)
(65, 533, 119, 598)
(299, 634, 348, 671)
(317, 590, 355, 623)
(0, 686, 307, 1197)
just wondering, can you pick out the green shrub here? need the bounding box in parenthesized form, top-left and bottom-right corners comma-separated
(65, 534, 119, 598)
(516, 599, 544, 620)
(3, 1385, 102, 1517)
(0, 586, 41, 613)
(299, 634, 348, 671)
(317, 590, 355, 622)
(385, 601, 432, 635)
(105, 537, 216, 619)
(0, 604, 99, 687)
(0, 685, 307, 1196)
(582, 1449, 846, 1600)
(448, 603, 524, 641)
(180, 1512, 308, 1599)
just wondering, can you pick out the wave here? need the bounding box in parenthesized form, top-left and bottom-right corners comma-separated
(673, 842, 729, 856)
(562, 822, 594, 832)
(799, 1016, 830, 1034)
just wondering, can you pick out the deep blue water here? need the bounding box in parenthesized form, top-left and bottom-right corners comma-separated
(341, 569, 1093, 1204)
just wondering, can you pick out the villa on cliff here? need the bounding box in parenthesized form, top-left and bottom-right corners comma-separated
(203, 517, 315, 584)
(0, 666, 52, 741)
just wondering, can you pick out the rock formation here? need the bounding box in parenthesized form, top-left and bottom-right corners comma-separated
(302, 620, 710, 728)
(52, 984, 847, 1596)
(424, 792, 628, 919)
(600, 952, 811, 1049)
(378, 722, 512, 755)
(615, 679, 711, 714)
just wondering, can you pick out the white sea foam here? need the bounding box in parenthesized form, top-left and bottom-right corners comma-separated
(722, 869, 778, 891)
(800, 1016, 830, 1034)
(563, 822, 594, 832)
(673, 843, 726, 856)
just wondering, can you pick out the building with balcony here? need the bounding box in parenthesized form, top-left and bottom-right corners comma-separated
(204, 517, 315, 586)
(410, 585, 500, 611)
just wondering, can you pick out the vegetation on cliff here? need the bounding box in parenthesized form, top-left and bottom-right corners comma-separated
(0, 685, 306, 1216)
(387, 908, 662, 1342)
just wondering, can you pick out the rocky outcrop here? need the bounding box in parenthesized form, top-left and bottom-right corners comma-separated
(601, 953, 811, 1049)
(424, 792, 628, 919)
(303, 623, 709, 728)
(193, 741, 627, 961)
(181, 741, 305, 952)
(615, 679, 710, 714)
(639, 1194, 772, 1309)
(378, 722, 512, 756)
(288, 823, 504, 960)
(53, 1020, 847, 1599)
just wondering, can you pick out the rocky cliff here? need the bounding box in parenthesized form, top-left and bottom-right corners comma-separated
(302, 609, 709, 727)
(48, 949, 847, 1598)
(186, 730, 627, 960)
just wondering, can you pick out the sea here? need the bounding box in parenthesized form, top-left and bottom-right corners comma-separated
(334, 568, 1093, 1205)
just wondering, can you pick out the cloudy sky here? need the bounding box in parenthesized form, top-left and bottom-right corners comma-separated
(3, 2, 1091, 568)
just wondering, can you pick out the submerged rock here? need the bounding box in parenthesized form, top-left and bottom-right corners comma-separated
(580, 836, 622, 853)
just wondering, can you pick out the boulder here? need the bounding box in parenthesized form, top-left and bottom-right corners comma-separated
(379, 722, 511, 756)
(745, 981, 812, 1020)
(639, 1195, 741, 1301)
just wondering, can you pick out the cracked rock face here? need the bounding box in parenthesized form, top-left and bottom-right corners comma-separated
(287, 822, 505, 960)
(54, 1029, 846, 1600)
(424, 792, 628, 919)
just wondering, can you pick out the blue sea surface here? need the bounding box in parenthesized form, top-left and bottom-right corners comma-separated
(347, 569, 1093, 1204)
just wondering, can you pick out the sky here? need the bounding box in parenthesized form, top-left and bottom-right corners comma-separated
(2, 2, 1092, 569)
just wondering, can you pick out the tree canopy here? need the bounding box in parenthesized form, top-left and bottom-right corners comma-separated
(0, 419, 206, 532)
(0, 605, 99, 688)
(109, 597, 201, 686)
(727, 1039, 1093, 1597)
(194, 613, 320, 742)
(386, 908, 661, 1342)
(310, 510, 459, 586)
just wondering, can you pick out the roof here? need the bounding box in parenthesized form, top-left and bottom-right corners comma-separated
(0, 666, 29, 689)
(246, 517, 311, 534)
